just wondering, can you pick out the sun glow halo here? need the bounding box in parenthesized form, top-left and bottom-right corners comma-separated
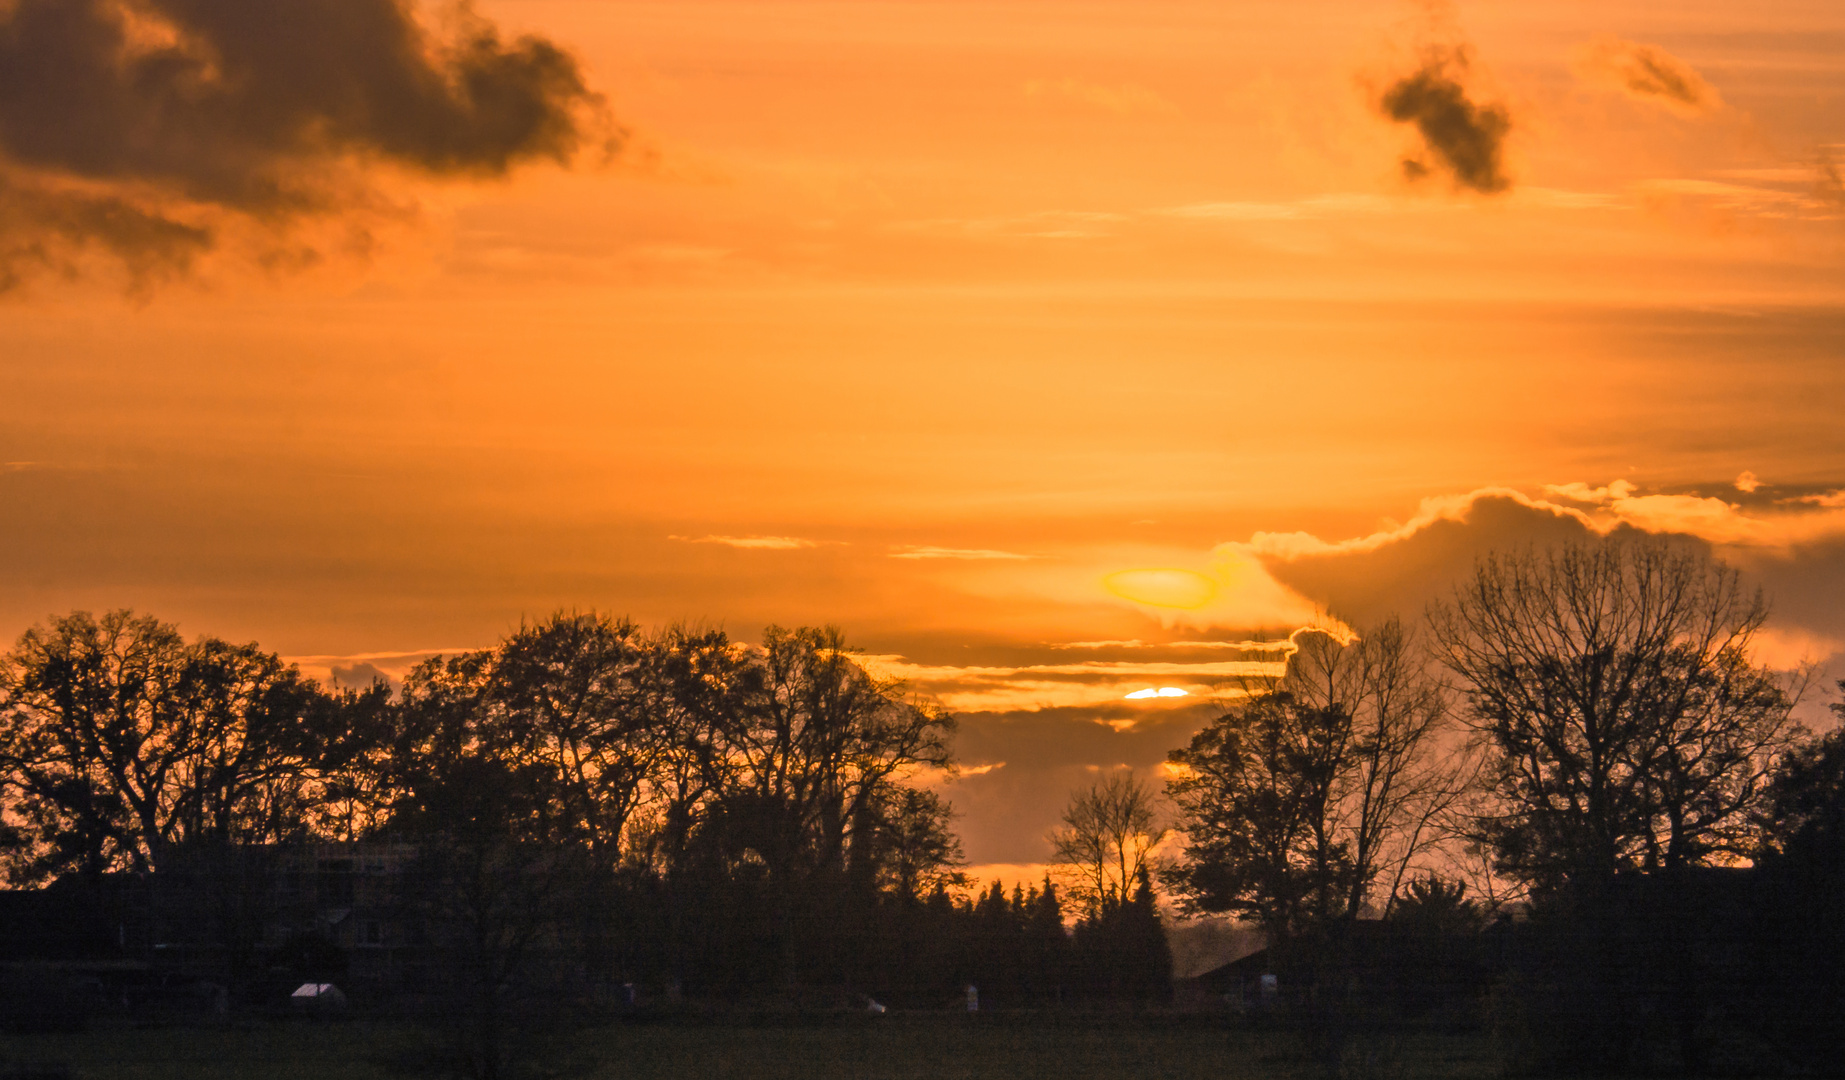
(1103, 568, 1217, 609)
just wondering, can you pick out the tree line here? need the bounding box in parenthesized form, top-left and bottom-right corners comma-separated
(0, 608, 1182, 1026)
(3, 535, 1842, 1071)
(0, 614, 957, 890)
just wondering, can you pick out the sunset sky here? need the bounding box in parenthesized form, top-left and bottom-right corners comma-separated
(3, 0, 1843, 875)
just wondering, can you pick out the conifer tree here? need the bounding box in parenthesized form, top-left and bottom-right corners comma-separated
(1023, 876, 1071, 1003)
(1121, 864, 1173, 1003)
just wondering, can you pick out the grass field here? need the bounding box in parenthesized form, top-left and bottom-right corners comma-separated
(0, 1014, 1501, 1080)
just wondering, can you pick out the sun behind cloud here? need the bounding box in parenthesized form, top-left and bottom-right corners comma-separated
(1102, 568, 1217, 609)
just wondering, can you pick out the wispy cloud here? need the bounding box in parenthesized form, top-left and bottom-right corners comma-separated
(861, 654, 1275, 713)
(1819, 150, 1845, 209)
(1051, 639, 1298, 652)
(873, 659, 1285, 681)
(669, 534, 824, 550)
(1574, 37, 1724, 116)
(1592, 491, 1845, 549)
(1236, 487, 1585, 561)
(889, 210, 1125, 240)
(1156, 480, 1845, 680)
(1024, 79, 1177, 117)
(1157, 194, 1402, 221)
(1544, 480, 1638, 503)
(891, 546, 1035, 561)
(1634, 178, 1818, 218)
(1158, 189, 1614, 224)
(1161, 202, 1306, 222)
(1750, 627, 1844, 670)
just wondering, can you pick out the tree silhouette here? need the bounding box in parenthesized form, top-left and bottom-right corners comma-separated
(1163, 620, 1460, 941)
(0, 610, 335, 880)
(0, 609, 979, 1007)
(1389, 872, 1484, 935)
(1433, 539, 1798, 891)
(1165, 690, 1355, 940)
(1049, 773, 1168, 920)
(1759, 687, 1845, 865)
(858, 786, 965, 902)
(1071, 864, 1172, 1005)
(1022, 876, 1071, 1001)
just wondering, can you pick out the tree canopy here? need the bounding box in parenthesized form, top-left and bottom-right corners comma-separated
(0, 610, 358, 879)
(1433, 538, 1798, 891)
(1163, 620, 1461, 940)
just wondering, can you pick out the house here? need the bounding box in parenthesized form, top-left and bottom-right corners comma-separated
(142, 841, 434, 997)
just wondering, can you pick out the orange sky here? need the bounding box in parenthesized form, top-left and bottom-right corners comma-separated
(3, 0, 1844, 870)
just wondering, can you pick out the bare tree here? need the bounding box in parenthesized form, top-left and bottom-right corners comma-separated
(1287, 620, 1473, 916)
(0, 610, 333, 880)
(1050, 773, 1169, 918)
(1432, 538, 1800, 892)
(1163, 620, 1466, 940)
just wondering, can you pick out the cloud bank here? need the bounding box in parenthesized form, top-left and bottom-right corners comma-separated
(1233, 481, 1845, 681)
(0, 0, 609, 291)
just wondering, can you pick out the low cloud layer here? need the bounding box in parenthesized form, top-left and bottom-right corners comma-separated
(1238, 481, 1845, 683)
(1378, 47, 1512, 194)
(863, 653, 1281, 713)
(939, 702, 1213, 865)
(0, 0, 608, 290)
(891, 546, 1036, 561)
(1575, 37, 1723, 115)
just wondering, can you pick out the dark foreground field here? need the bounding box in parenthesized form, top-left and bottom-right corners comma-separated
(0, 1014, 1500, 1080)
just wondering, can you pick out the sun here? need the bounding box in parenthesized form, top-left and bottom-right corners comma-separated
(1125, 687, 1189, 700)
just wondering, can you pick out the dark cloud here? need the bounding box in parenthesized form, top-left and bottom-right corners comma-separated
(1577, 37, 1722, 115)
(1817, 150, 1845, 208)
(1378, 48, 1511, 194)
(0, 0, 610, 290)
(1612, 50, 1713, 110)
(0, 174, 211, 292)
(1266, 496, 1601, 629)
(329, 661, 396, 691)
